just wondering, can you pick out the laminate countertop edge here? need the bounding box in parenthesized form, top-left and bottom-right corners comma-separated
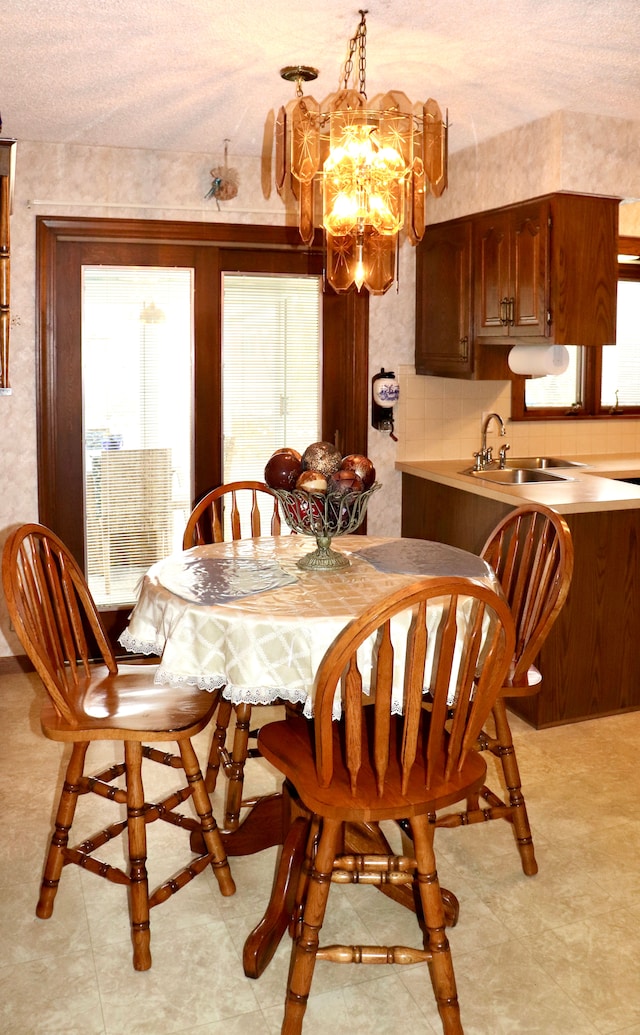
(396, 454, 640, 515)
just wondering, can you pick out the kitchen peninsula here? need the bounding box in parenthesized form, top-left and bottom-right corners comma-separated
(398, 455, 640, 727)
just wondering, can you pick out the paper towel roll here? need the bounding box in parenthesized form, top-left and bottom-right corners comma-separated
(507, 345, 570, 376)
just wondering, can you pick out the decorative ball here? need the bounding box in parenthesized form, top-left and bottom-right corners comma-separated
(340, 454, 376, 489)
(301, 441, 343, 477)
(271, 446, 302, 462)
(296, 470, 328, 493)
(264, 451, 303, 490)
(328, 469, 365, 495)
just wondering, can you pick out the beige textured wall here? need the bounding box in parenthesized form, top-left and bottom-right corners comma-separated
(1, 110, 639, 654)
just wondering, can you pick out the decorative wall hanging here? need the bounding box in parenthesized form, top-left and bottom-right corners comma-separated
(205, 139, 239, 208)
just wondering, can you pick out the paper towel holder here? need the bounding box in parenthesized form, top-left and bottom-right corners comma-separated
(507, 344, 570, 377)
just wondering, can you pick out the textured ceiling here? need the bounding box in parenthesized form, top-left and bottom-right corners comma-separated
(2, 0, 640, 160)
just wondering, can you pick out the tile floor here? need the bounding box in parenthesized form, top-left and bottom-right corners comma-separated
(2, 670, 640, 1034)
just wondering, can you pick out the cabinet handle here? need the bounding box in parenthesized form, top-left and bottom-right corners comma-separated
(459, 336, 469, 360)
(508, 297, 515, 325)
(500, 298, 510, 325)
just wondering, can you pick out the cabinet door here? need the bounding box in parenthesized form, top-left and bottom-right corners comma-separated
(511, 201, 549, 338)
(415, 221, 473, 377)
(475, 201, 549, 341)
(474, 212, 510, 338)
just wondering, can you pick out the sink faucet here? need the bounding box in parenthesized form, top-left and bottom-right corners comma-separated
(474, 412, 507, 470)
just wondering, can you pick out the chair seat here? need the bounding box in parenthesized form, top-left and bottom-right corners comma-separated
(40, 666, 217, 741)
(259, 714, 488, 823)
(501, 663, 542, 698)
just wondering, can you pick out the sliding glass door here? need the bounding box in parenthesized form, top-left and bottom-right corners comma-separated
(37, 217, 368, 650)
(82, 266, 193, 606)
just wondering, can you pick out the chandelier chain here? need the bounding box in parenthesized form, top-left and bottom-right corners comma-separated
(343, 9, 368, 97)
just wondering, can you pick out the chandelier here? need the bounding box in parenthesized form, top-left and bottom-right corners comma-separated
(275, 9, 448, 295)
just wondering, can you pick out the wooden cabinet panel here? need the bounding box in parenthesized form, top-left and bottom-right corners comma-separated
(402, 473, 640, 728)
(415, 221, 472, 377)
(475, 218, 509, 335)
(549, 193, 618, 347)
(475, 200, 549, 342)
(415, 192, 619, 380)
(401, 474, 512, 559)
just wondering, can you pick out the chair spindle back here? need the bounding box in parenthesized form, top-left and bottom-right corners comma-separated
(480, 504, 574, 685)
(312, 577, 515, 798)
(182, 480, 281, 549)
(3, 523, 116, 724)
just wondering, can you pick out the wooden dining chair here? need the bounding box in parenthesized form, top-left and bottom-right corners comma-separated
(435, 503, 574, 876)
(257, 576, 515, 1035)
(2, 523, 236, 972)
(182, 479, 282, 550)
(182, 480, 284, 831)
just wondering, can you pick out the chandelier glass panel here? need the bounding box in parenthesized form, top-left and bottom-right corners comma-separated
(275, 10, 448, 294)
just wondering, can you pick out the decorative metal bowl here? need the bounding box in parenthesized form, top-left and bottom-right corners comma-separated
(273, 483, 381, 570)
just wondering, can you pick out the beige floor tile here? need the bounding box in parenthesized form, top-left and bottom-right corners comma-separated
(95, 920, 261, 1035)
(402, 937, 601, 1034)
(533, 908, 640, 1033)
(4, 668, 640, 1034)
(0, 951, 105, 1035)
(262, 972, 441, 1034)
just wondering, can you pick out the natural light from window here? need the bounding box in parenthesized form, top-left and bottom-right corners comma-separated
(82, 266, 193, 608)
(222, 272, 322, 482)
(601, 279, 640, 407)
(524, 345, 581, 409)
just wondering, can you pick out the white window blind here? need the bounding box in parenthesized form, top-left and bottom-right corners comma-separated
(82, 266, 193, 607)
(222, 273, 322, 486)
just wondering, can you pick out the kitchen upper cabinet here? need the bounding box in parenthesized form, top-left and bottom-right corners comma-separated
(415, 192, 619, 380)
(415, 220, 472, 377)
(474, 200, 549, 341)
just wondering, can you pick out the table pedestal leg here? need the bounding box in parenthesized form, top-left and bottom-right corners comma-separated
(190, 791, 284, 856)
(243, 814, 310, 978)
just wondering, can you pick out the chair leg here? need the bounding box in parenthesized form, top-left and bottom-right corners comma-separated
(410, 815, 463, 1035)
(178, 738, 236, 897)
(282, 816, 343, 1035)
(491, 697, 538, 876)
(289, 815, 322, 941)
(205, 698, 233, 794)
(124, 741, 152, 971)
(37, 741, 89, 920)
(223, 702, 252, 831)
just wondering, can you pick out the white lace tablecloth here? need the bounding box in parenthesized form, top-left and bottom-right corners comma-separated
(119, 535, 498, 716)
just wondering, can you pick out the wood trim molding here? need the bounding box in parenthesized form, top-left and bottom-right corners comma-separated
(0, 654, 32, 675)
(36, 215, 325, 250)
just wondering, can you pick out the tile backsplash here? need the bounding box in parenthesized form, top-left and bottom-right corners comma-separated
(396, 366, 640, 464)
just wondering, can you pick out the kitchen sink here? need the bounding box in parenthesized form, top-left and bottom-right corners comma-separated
(464, 468, 570, 484)
(501, 456, 586, 470)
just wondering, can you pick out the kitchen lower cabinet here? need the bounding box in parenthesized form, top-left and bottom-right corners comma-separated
(402, 473, 640, 727)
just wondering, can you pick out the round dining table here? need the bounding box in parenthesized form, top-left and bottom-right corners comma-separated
(119, 533, 498, 715)
(119, 532, 500, 977)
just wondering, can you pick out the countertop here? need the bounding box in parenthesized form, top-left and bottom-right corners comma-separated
(396, 453, 640, 515)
